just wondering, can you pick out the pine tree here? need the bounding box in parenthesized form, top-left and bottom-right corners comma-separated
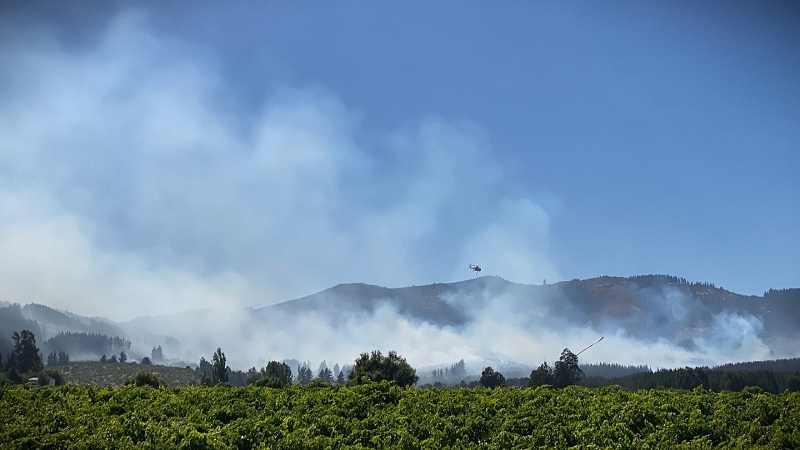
(211, 348, 228, 384)
(151, 345, 164, 363)
(295, 365, 314, 385)
(317, 366, 334, 383)
(9, 330, 43, 374)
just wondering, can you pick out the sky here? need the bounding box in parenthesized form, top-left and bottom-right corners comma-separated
(1, 1, 798, 321)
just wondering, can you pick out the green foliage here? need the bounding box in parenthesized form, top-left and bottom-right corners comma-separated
(126, 371, 165, 388)
(1, 384, 799, 448)
(348, 350, 419, 387)
(479, 366, 506, 388)
(249, 361, 293, 388)
(211, 348, 228, 385)
(585, 366, 796, 393)
(9, 330, 43, 375)
(42, 331, 130, 359)
(317, 366, 334, 383)
(46, 350, 70, 366)
(787, 374, 800, 392)
(43, 369, 65, 386)
(553, 348, 584, 388)
(296, 365, 314, 385)
(5, 367, 22, 384)
(720, 371, 746, 391)
(529, 361, 554, 387)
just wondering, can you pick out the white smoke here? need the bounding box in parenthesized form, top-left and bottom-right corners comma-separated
(0, 11, 557, 321)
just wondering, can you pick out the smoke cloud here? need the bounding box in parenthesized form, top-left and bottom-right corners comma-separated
(119, 278, 790, 374)
(0, 11, 557, 321)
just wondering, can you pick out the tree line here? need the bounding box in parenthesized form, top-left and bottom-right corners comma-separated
(192, 348, 419, 389)
(6, 328, 799, 394)
(580, 365, 800, 393)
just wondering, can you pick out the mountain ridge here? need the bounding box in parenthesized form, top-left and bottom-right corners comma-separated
(2, 274, 798, 370)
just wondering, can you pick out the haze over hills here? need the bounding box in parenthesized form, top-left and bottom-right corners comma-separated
(1, 275, 798, 376)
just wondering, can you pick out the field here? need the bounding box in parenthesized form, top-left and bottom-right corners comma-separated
(2, 383, 799, 449)
(57, 362, 200, 387)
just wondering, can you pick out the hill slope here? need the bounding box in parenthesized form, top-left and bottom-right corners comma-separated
(58, 362, 200, 387)
(2, 275, 799, 371)
(260, 275, 799, 345)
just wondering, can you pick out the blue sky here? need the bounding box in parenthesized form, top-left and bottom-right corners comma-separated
(1, 2, 798, 320)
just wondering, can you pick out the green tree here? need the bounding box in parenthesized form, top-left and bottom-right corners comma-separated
(9, 330, 43, 374)
(317, 366, 334, 383)
(347, 350, 418, 387)
(296, 365, 313, 385)
(251, 361, 293, 387)
(786, 373, 800, 392)
(119, 350, 127, 363)
(211, 348, 228, 384)
(479, 366, 506, 388)
(6, 367, 22, 384)
(141, 356, 152, 365)
(198, 357, 213, 385)
(151, 345, 164, 363)
(44, 369, 64, 386)
(553, 348, 584, 388)
(34, 369, 64, 386)
(720, 372, 746, 391)
(126, 371, 164, 388)
(529, 362, 554, 387)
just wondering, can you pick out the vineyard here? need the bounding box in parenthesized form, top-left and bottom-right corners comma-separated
(58, 362, 200, 388)
(2, 383, 799, 449)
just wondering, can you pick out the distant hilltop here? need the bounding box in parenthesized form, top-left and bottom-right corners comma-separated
(1, 274, 798, 370)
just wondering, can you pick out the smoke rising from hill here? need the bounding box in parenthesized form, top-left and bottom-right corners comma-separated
(118, 278, 793, 374)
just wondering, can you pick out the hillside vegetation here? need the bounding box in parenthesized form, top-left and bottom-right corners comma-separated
(59, 362, 199, 387)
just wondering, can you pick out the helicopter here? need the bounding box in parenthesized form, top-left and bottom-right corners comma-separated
(469, 264, 482, 276)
